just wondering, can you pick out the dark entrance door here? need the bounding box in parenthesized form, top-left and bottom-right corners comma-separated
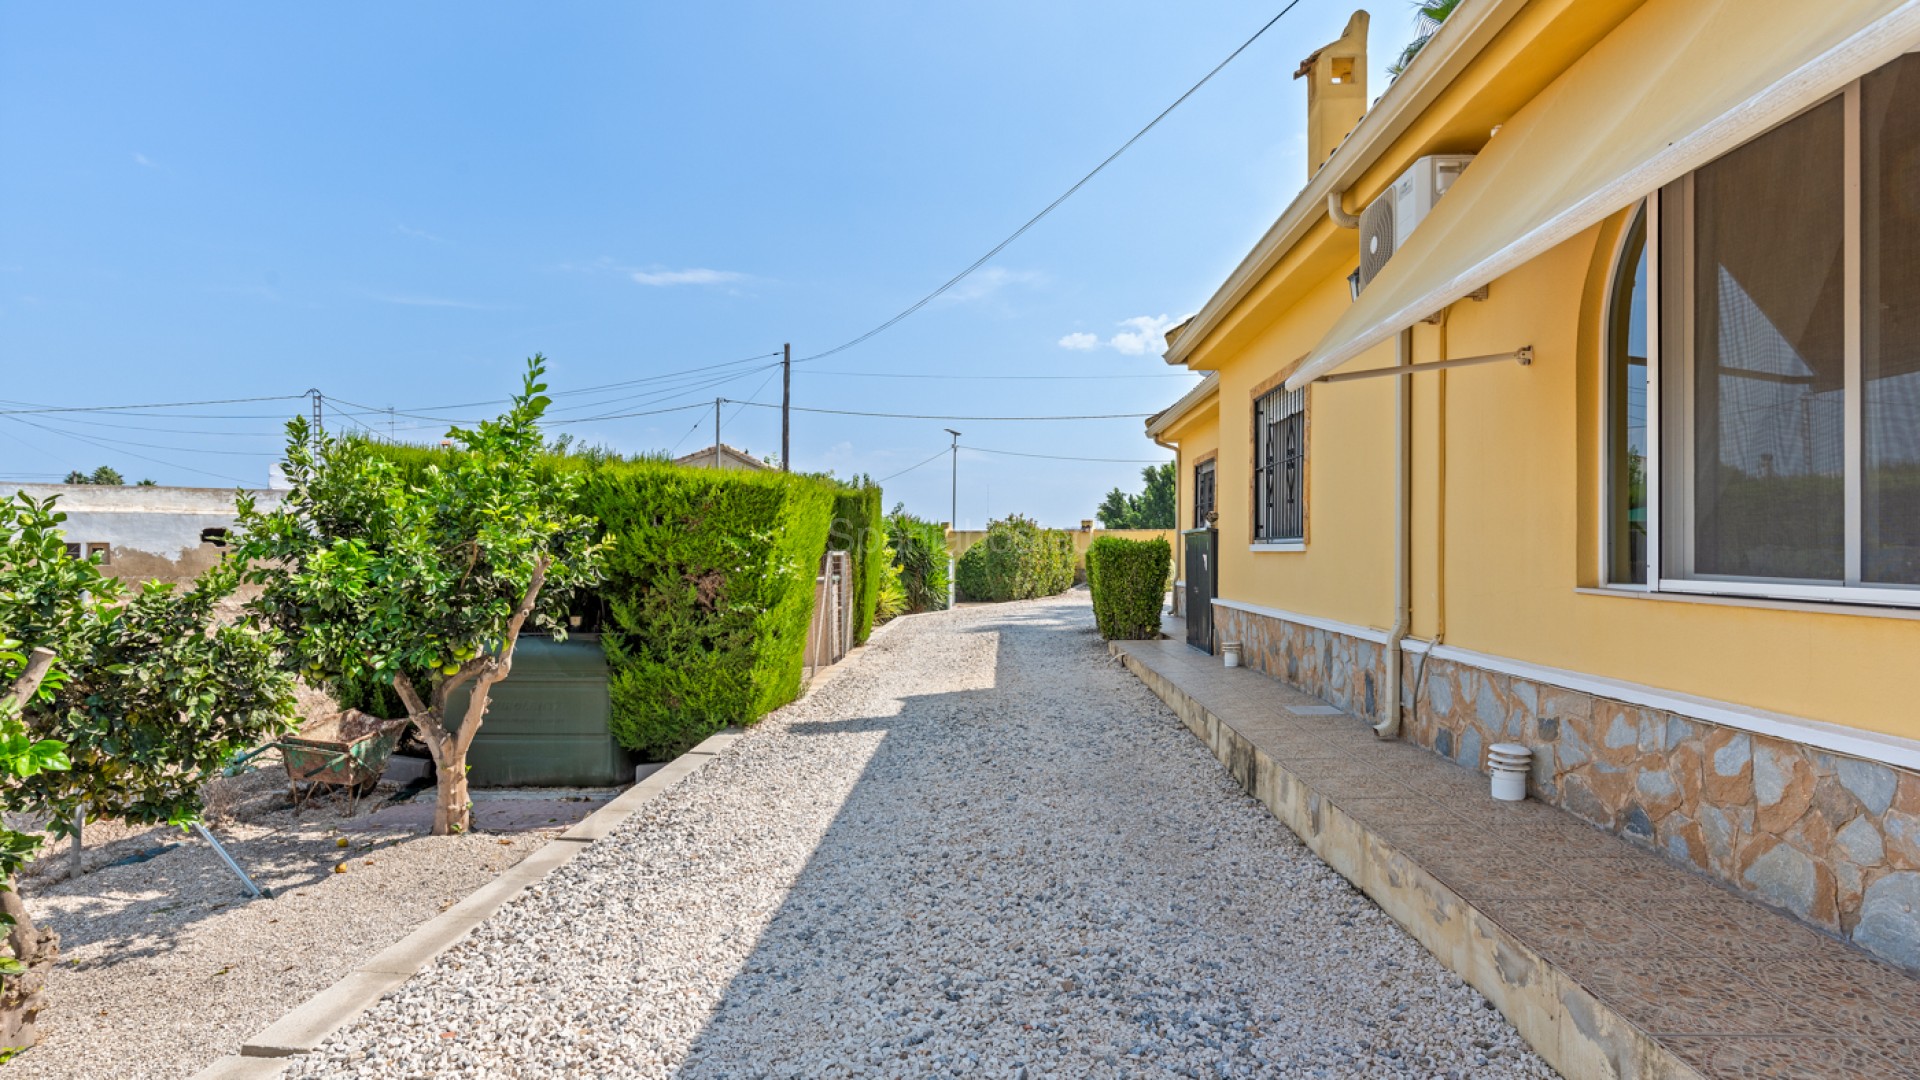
(1183, 527, 1217, 654)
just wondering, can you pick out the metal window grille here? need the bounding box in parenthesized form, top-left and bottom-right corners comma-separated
(1193, 460, 1216, 524)
(1253, 386, 1306, 542)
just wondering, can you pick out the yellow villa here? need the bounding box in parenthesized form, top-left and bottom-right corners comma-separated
(1146, 0, 1920, 972)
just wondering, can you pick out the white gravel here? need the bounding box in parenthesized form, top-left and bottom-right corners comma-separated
(291, 591, 1554, 1079)
(12, 805, 548, 1080)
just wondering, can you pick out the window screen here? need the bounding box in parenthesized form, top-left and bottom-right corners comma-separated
(1683, 97, 1847, 581)
(1863, 55, 1920, 585)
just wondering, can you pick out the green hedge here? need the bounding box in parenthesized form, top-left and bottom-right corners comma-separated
(828, 484, 885, 645)
(586, 464, 836, 760)
(954, 515, 1075, 602)
(1087, 535, 1171, 639)
(370, 443, 841, 760)
(887, 508, 950, 613)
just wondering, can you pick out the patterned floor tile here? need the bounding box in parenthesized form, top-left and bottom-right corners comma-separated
(1643, 895, 1840, 958)
(1664, 1037, 1920, 1079)
(1294, 771, 1419, 801)
(1563, 954, 1795, 1035)
(1236, 728, 1345, 762)
(1394, 768, 1495, 801)
(1555, 856, 1725, 899)
(1418, 854, 1589, 901)
(1725, 952, 1920, 1038)
(1331, 795, 1460, 826)
(1507, 815, 1636, 859)
(1481, 898, 1670, 959)
(1369, 820, 1510, 861)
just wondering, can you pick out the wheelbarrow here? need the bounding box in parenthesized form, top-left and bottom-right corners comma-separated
(278, 711, 410, 801)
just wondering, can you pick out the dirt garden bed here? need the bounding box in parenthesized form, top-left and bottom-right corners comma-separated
(3, 751, 610, 1080)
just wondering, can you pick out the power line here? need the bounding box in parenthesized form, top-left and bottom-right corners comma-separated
(342, 352, 785, 416)
(1, 415, 255, 485)
(962, 445, 1170, 463)
(0, 393, 308, 417)
(666, 413, 709, 457)
(720, 368, 782, 437)
(799, 370, 1197, 381)
(723, 402, 1154, 422)
(8, 416, 280, 457)
(543, 401, 713, 426)
(877, 448, 952, 483)
(795, 1, 1304, 364)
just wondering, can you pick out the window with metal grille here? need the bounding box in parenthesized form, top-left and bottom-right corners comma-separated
(1193, 460, 1216, 525)
(1253, 386, 1306, 543)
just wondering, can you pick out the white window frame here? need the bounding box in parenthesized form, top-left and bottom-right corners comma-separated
(1625, 75, 1920, 609)
(1601, 200, 1653, 590)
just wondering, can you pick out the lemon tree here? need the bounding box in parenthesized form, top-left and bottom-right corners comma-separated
(237, 357, 601, 834)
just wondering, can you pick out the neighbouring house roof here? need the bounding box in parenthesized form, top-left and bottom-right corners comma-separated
(1144, 373, 1219, 441)
(673, 444, 774, 471)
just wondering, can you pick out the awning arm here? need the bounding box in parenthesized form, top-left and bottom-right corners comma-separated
(1314, 345, 1531, 385)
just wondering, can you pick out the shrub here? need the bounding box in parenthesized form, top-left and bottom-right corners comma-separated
(828, 484, 885, 645)
(1087, 535, 1172, 639)
(239, 360, 597, 834)
(954, 515, 1075, 602)
(875, 536, 909, 624)
(586, 462, 836, 760)
(887, 507, 950, 613)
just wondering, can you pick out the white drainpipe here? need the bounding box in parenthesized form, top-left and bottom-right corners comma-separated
(1375, 327, 1413, 739)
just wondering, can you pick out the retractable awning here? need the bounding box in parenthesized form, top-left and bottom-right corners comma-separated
(1286, 0, 1920, 391)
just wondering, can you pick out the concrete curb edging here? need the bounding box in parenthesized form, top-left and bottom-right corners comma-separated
(190, 729, 742, 1079)
(1111, 642, 1702, 1080)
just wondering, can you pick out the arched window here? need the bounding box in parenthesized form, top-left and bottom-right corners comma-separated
(1606, 203, 1650, 584)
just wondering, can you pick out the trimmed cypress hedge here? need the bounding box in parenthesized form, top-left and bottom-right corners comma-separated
(954, 515, 1075, 602)
(1086, 535, 1171, 639)
(828, 484, 885, 645)
(586, 463, 836, 759)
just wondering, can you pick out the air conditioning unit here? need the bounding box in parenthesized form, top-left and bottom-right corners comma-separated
(1355, 154, 1474, 293)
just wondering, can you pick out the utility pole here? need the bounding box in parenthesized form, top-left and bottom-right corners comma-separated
(714, 399, 723, 468)
(945, 428, 962, 527)
(946, 428, 962, 610)
(781, 342, 791, 473)
(309, 389, 324, 436)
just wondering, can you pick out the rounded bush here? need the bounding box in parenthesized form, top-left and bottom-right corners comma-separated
(954, 516, 1075, 602)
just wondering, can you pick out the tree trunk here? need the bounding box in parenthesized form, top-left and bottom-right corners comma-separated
(431, 751, 472, 835)
(0, 880, 57, 1054)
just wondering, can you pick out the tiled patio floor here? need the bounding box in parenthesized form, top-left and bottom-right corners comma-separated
(1114, 629, 1920, 1080)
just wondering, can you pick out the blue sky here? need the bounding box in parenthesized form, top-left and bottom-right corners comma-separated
(0, 2, 1408, 527)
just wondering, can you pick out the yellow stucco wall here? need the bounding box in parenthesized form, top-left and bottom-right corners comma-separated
(1163, 0, 1920, 743)
(1161, 396, 1219, 588)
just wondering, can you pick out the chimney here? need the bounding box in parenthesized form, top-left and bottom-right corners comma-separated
(1295, 10, 1369, 179)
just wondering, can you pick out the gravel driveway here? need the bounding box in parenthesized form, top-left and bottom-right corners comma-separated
(293, 591, 1552, 1079)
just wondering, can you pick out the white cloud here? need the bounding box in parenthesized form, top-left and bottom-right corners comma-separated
(396, 224, 445, 243)
(1108, 314, 1175, 356)
(1056, 314, 1180, 356)
(936, 267, 1046, 306)
(630, 267, 747, 287)
(132, 152, 159, 169)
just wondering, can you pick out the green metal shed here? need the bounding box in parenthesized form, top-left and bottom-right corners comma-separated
(445, 634, 634, 787)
